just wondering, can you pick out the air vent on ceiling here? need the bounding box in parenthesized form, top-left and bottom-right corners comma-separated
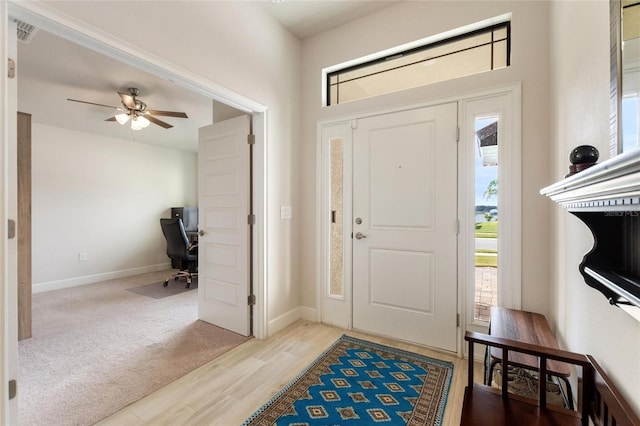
(9, 16, 39, 44)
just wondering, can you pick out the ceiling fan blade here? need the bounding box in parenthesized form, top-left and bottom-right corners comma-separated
(145, 115, 173, 129)
(105, 117, 117, 122)
(146, 110, 188, 118)
(67, 98, 122, 110)
(118, 92, 136, 109)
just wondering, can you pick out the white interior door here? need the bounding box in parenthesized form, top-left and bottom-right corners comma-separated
(352, 104, 458, 352)
(198, 115, 251, 336)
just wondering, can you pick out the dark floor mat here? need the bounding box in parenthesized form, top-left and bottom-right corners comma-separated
(127, 277, 197, 299)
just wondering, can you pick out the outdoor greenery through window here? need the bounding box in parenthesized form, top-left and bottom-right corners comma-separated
(326, 22, 510, 106)
(474, 115, 499, 322)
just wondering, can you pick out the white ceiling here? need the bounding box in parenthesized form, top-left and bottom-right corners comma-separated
(17, 31, 214, 152)
(16, 1, 399, 152)
(260, 1, 399, 40)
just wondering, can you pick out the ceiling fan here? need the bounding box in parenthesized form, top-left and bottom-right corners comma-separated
(67, 87, 188, 130)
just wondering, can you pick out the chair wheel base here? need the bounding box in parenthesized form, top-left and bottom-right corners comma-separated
(163, 281, 169, 287)
(185, 283, 190, 289)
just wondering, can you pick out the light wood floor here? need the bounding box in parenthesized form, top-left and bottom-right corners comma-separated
(98, 321, 480, 425)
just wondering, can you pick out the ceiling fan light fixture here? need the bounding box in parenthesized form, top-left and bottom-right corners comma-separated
(131, 115, 150, 131)
(115, 113, 130, 125)
(138, 116, 150, 128)
(68, 88, 187, 130)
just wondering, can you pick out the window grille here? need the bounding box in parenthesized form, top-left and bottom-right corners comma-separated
(326, 22, 511, 106)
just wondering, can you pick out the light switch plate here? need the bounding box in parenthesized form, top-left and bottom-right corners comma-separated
(280, 206, 292, 220)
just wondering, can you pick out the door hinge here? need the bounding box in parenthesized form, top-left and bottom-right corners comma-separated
(8, 219, 16, 239)
(456, 313, 460, 327)
(456, 126, 460, 142)
(247, 134, 255, 145)
(8, 58, 15, 79)
(8, 379, 16, 400)
(248, 214, 256, 225)
(351, 119, 358, 129)
(456, 219, 460, 235)
(248, 294, 256, 305)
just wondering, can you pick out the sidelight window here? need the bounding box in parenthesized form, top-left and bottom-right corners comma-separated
(330, 138, 344, 297)
(461, 85, 521, 335)
(474, 116, 499, 322)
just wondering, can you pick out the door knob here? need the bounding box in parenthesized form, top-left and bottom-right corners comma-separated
(198, 230, 205, 236)
(355, 232, 367, 239)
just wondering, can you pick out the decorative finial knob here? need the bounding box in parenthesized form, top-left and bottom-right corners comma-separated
(569, 145, 599, 164)
(566, 145, 599, 177)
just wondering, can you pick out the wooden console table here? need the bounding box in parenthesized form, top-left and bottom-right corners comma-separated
(486, 307, 574, 409)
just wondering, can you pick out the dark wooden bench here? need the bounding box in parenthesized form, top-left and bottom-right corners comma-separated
(461, 331, 639, 426)
(487, 307, 574, 409)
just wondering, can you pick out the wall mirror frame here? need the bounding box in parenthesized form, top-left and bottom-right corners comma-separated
(611, 0, 640, 156)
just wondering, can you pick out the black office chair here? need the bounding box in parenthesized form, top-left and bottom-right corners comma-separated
(160, 218, 198, 288)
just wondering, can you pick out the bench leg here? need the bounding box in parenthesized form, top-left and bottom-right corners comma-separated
(556, 376, 575, 410)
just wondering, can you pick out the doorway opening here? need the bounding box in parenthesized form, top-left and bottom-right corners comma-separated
(4, 4, 268, 424)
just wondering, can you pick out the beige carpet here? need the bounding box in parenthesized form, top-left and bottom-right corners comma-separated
(127, 276, 198, 299)
(19, 270, 249, 426)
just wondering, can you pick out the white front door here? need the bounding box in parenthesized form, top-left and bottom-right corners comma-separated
(198, 115, 252, 336)
(352, 104, 458, 352)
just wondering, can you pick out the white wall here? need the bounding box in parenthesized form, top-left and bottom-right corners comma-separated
(31, 123, 197, 292)
(36, 1, 303, 329)
(549, 0, 640, 413)
(300, 1, 552, 316)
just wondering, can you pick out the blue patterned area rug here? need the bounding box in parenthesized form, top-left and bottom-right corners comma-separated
(243, 335, 454, 425)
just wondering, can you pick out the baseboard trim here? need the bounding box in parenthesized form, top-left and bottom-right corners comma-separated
(33, 264, 171, 294)
(300, 306, 316, 322)
(321, 319, 350, 330)
(268, 307, 301, 336)
(268, 306, 318, 336)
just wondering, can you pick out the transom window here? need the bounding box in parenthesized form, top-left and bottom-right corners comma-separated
(326, 22, 511, 106)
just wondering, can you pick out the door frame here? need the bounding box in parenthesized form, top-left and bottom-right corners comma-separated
(316, 83, 521, 356)
(1, 10, 19, 424)
(1, 5, 269, 419)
